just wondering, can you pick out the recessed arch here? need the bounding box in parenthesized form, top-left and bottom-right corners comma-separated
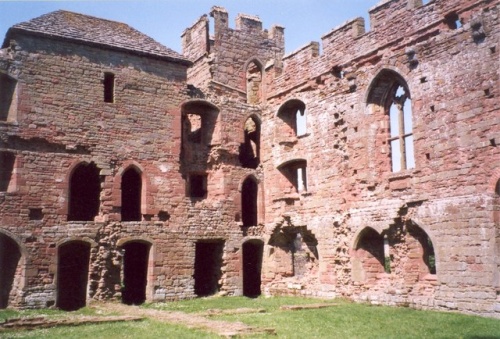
(0, 230, 26, 309)
(366, 68, 415, 172)
(56, 240, 92, 311)
(67, 161, 101, 221)
(241, 176, 258, 227)
(239, 114, 261, 169)
(245, 58, 264, 104)
(276, 99, 307, 137)
(278, 158, 308, 193)
(181, 100, 220, 146)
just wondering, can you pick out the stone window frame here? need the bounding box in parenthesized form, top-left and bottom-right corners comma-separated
(0, 71, 18, 123)
(238, 174, 264, 227)
(65, 160, 102, 222)
(366, 69, 416, 173)
(187, 173, 208, 199)
(245, 58, 264, 105)
(277, 99, 307, 138)
(239, 114, 262, 169)
(277, 159, 308, 194)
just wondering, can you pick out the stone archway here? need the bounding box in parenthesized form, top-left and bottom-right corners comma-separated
(0, 233, 22, 308)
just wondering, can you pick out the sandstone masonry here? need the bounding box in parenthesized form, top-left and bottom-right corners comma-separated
(0, 0, 499, 318)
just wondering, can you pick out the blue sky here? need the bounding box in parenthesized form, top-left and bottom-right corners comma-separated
(0, 0, 380, 54)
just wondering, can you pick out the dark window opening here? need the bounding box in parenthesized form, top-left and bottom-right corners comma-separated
(239, 116, 261, 168)
(242, 240, 263, 297)
(122, 241, 150, 305)
(0, 233, 22, 308)
(68, 162, 101, 221)
(0, 73, 17, 122)
(194, 240, 224, 297)
(121, 168, 142, 222)
(189, 174, 207, 198)
(56, 241, 90, 311)
(277, 99, 307, 137)
(0, 151, 15, 192)
(246, 61, 262, 105)
(279, 160, 307, 193)
(241, 177, 258, 227)
(158, 211, 170, 221)
(29, 208, 43, 220)
(496, 180, 500, 196)
(445, 12, 462, 30)
(104, 72, 115, 103)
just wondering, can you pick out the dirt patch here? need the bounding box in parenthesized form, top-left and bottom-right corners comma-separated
(0, 315, 142, 331)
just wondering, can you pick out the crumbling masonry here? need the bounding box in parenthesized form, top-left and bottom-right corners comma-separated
(0, 0, 499, 318)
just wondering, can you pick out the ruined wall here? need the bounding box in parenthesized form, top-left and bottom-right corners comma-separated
(0, 0, 499, 319)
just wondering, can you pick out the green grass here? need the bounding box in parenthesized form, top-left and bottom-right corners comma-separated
(2, 297, 500, 338)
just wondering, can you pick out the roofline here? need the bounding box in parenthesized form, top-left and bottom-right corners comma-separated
(2, 27, 193, 67)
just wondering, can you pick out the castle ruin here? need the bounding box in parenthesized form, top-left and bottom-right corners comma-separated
(0, 0, 499, 318)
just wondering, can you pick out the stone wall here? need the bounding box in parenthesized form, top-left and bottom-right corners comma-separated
(0, 0, 499, 318)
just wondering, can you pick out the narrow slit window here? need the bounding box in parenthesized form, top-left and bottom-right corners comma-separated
(104, 72, 115, 103)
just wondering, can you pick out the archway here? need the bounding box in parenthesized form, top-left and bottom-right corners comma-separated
(242, 240, 263, 297)
(56, 241, 91, 311)
(0, 233, 22, 308)
(194, 240, 224, 296)
(122, 241, 151, 305)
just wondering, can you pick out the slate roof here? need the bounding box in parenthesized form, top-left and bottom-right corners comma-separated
(3, 10, 190, 65)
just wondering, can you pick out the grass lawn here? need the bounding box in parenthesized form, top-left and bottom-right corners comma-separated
(1, 297, 500, 338)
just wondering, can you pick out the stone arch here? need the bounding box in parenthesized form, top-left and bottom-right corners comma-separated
(351, 227, 385, 282)
(276, 99, 307, 137)
(277, 158, 308, 193)
(406, 221, 437, 277)
(181, 99, 221, 145)
(242, 238, 264, 297)
(239, 114, 261, 169)
(0, 229, 27, 308)
(117, 238, 153, 305)
(365, 68, 415, 172)
(245, 58, 264, 104)
(66, 160, 101, 221)
(56, 239, 94, 310)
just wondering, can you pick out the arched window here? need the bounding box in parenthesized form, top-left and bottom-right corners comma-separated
(121, 167, 142, 222)
(367, 70, 415, 172)
(240, 116, 260, 168)
(277, 99, 306, 137)
(241, 177, 258, 227)
(246, 60, 262, 104)
(278, 159, 307, 193)
(68, 162, 101, 221)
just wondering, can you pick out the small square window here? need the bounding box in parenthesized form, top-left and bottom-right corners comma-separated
(189, 174, 207, 198)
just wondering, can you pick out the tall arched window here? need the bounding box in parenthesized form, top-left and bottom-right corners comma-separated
(367, 70, 415, 172)
(121, 167, 142, 222)
(68, 162, 101, 221)
(241, 177, 258, 227)
(246, 60, 262, 104)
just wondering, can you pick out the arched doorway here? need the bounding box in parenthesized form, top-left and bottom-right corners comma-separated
(122, 241, 150, 305)
(56, 241, 91, 311)
(0, 233, 22, 308)
(242, 240, 263, 297)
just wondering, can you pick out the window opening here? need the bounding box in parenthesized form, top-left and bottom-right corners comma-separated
(0, 233, 22, 308)
(445, 13, 462, 30)
(240, 116, 260, 168)
(68, 162, 101, 221)
(241, 177, 258, 227)
(189, 174, 207, 198)
(496, 180, 500, 196)
(277, 100, 307, 137)
(56, 241, 91, 311)
(242, 240, 263, 297)
(122, 241, 150, 305)
(279, 160, 307, 194)
(388, 85, 415, 172)
(194, 240, 224, 296)
(103, 72, 115, 103)
(0, 73, 17, 122)
(246, 61, 262, 104)
(185, 113, 202, 143)
(121, 168, 142, 222)
(0, 151, 15, 192)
